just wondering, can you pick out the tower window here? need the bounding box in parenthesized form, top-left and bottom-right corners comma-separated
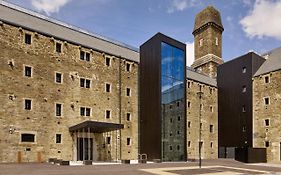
(105, 57, 110, 66)
(56, 103, 62, 116)
(24, 66, 32, 77)
(126, 63, 131, 72)
(242, 86, 247, 93)
(242, 126, 246, 132)
(126, 88, 131, 96)
(188, 141, 191, 147)
(188, 101, 191, 108)
(242, 67, 246, 73)
(215, 37, 218, 46)
(80, 51, 90, 61)
(56, 42, 62, 53)
(178, 116, 181, 121)
(265, 119, 270, 126)
(188, 82, 191, 88)
(105, 83, 111, 92)
(265, 141, 270, 147)
(80, 107, 91, 116)
(25, 33, 31, 44)
(24, 99, 32, 110)
(210, 106, 213, 112)
(127, 138, 131, 145)
(264, 97, 270, 105)
(264, 76, 270, 83)
(210, 125, 214, 133)
(242, 105, 246, 112)
(56, 134, 61, 143)
(188, 121, 191, 128)
(106, 137, 111, 144)
(126, 113, 131, 121)
(80, 78, 91, 88)
(55, 72, 62, 83)
(105, 110, 111, 119)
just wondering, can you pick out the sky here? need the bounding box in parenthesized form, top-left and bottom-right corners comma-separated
(4, 0, 281, 65)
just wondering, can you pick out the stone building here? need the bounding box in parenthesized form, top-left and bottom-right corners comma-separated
(253, 47, 281, 162)
(192, 6, 224, 78)
(0, 2, 139, 163)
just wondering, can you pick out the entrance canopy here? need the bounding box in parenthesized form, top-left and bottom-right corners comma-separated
(69, 120, 124, 133)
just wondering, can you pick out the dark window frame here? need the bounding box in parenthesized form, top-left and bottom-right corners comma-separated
(56, 134, 62, 144)
(21, 133, 35, 142)
(56, 103, 62, 116)
(25, 66, 32, 77)
(24, 33, 32, 45)
(55, 72, 62, 83)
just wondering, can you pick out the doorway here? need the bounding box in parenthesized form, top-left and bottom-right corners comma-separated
(77, 138, 93, 161)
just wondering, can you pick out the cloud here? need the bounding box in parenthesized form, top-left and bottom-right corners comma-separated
(186, 42, 194, 66)
(242, 0, 252, 6)
(167, 0, 198, 13)
(31, 0, 71, 15)
(240, 0, 281, 40)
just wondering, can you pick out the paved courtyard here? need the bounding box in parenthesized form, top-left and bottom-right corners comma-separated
(0, 159, 281, 175)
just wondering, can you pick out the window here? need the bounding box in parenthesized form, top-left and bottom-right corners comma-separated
(265, 119, 270, 126)
(242, 126, 246, 132)
(80, 51, 90, 61)
(265, 76, 270, 83)
(106, 137, 111, 144)
(126, 63, 131, 72)
(188, 141, 191, 147)
(242, 86, 246, 93)
(55, 72, 62, 83)
(264, 97, 270, 105)
(215, 37, 218, 46)
(242, 105, 246, 112)
(126, 113, 131, 121)
(80, 78, 91, 88)
(56, 42, 62, 53)
(210, 125, 214, 133)
(80, 107, 91, 116)
(199, 39, 203, 47)
(210, 106, 213, 112)
(200, 123, 202, 129)
(178, 116, 181, 121)
(126, 88, 131, 96)
(25, 33, 31, 44)
(105, 110, 111, 119)
(188, 101, 191, 108)
(210, 142, 213, 148)
(188, 121, 191, 128)
(21, 134, 35, 142)
(188, 82, 190, 88)
(242, 67, 246, 73)
(177, 145, 180, 150)
(177, 131, 180, 135)
(24, 66, 32, 77)
(56, 134, 61, 143)
(177, 101, 180, 107)
(265, 141, 270, 147)
(210, 88, 213, 94)
(127, 138, 131, 145)
(25, 99, 32, 110)
(169, 146, 173, 150)
(199, 85, 202, 91)
(105, 57, 110, 66)
(105, 83, 111, 92)
(56, 103, 62, 116)
(170, 118, 173, 123)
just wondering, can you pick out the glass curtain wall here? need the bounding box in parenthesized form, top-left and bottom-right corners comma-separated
(161, 42, 185, 161)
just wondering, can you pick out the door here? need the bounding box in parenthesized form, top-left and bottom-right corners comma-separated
(77, 138, 93, 161)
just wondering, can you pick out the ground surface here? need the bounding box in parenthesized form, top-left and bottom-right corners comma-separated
(0, 159, 281, 175)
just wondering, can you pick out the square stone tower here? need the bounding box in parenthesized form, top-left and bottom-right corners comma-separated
(192, 6, 224, 78)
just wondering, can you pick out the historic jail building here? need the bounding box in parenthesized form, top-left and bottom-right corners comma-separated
(253, 47, 281, 162)
(0, 2, 139, 163)
(140, 6, 221, 161)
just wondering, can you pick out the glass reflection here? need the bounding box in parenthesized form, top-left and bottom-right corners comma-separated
(161, 42, 185, 161)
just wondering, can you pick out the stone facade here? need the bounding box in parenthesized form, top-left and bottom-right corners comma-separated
(253, 70, 281, 162)
(0, 21, 138, 163)
(186, 78, 218, 160)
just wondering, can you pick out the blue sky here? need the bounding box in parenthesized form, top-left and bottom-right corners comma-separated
(5, 0, 281, 65)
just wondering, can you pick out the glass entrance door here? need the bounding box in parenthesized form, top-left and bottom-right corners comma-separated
(77, 138, 93, 161)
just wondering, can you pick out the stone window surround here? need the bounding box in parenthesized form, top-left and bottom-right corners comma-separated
(105, 56, 111, 66)
(55, 41, 62, 53)
(80, 106, 91, 117)
(24, 32, 32, 45)
(215, 37, 219, 46)
(55, 71, 63, 84)
(242, 67, 247, 74)
(264, 97, 270, 105)
(23, 64, 33, 78)
(79, 50, 91, 62)
(264, 75, 270, 84)
(126, 62, 131, 72)
(126, 87, 131, 97)
(55, 133, 62, 144)
(80, 77, 91, 89)
(127, 137, 131, 146)
(105, 82, 111, 93)
(23, 98, 32, 110)
(126, 112, 131, 121)
(19, 131, 37, 144)
(105, 110, 111, 119)
(106, 136, 111, 144)
(264, 118, 270, 127)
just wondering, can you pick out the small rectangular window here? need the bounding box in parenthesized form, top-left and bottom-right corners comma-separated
(199, 39, 203, 47)
(25, 66, 32, 77)
(265, 76, 270, 83)
(85, 108, 91, 116)
(242, 126, 246, 132)
(242, 67, 246, 73)
(80, 78, 85, 87)
(105, 57, 110, 66)
(106, 137, 111, 144)
(80, 107, 85, 116)
(178, 116, 181, 121)
(56, 103, 62, 116)
(127, 138, 131, 145)
(106, 110, 111, 119)
(177, 145, 180, 150)
(85, 53, 90, 61)
(188, 121, 191, 128)
(80, 51, 85, 60)
(215, 37, 218, 46)
(56, 134, 61, 143)
(126, 113, 131, 121)
(265, 119, 270, 126)
(55, 72, 62, 83)
(210, 106, 213, 112)
(106, 83, 111, 92)
(169, 145, 173, 150)
(85, 79, 91, 88)
(188, 82, 191, 88)
(188, 141, 191, 147)
(264, 97, 270, 105)
(25, 33, 31, 44)
(21, 133, 35, 142)
(210, 125, 214, 133)
(188, 101, 191, 108)
(56, 42, 62, 53)
(265, 141, 270, 147)
(211, 142, 213, 148)
(126, 88, 131, 96)
(242, 86, 246, 93)
(242, 105, 246, 112)
(25, 99, 32, 110)
(126, 63, 131, 72)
